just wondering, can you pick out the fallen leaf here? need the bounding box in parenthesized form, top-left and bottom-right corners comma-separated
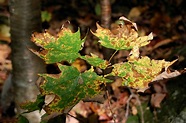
(151, 93, 166, 108)
(71, 59, 87, 72)
(131, 106, 138, 115)
(0, 44, 11, 63)
(128, 6, 148, 21)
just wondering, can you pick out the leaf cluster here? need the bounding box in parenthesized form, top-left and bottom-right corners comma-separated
(21, 16, 177, 121)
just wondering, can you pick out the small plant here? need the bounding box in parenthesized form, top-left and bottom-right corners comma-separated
(20, 17, 178, 122)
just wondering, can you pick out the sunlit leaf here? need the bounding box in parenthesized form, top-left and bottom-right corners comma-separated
(80, 53, 109, 69)
(107, 55, 176, 90)
(127, 46, 140, 62)
(39, 64, 111, 114)
(31, 28, 85, 63)
(91, 17, 153, 50)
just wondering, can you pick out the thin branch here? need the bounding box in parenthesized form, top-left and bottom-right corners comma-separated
(108, 50, 118, 63)
(106, 89, 116, 123)
(135, 95, 144, 123)
(125, 94, 133, 119)
(125, 88, 144, 123)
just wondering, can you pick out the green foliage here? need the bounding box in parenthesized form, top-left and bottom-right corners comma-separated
(41, 11, 52, 22)
(21, 94, 45, 112)
(21, 16, 176, 122)
(80, 53, 109, 69)
(92, 21, 153, 50)
(32, 28, 85, 63)
(107, 47, 176, 89)
(18, 115, 29, 123)
(39, 64, 110, 114)
(95, 3, 101, 16)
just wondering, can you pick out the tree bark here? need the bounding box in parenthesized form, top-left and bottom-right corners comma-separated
(9, 0, 46, 122)
(100, 0, 114, 61)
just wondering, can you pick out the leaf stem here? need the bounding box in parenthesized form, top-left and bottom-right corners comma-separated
(67, 113, 86, 123)
(108, 50, 118, 63)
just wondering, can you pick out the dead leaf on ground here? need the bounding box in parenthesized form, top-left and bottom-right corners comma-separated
(151, 93, 166, 108)
(131, 105, 138, 115)
(0, 24, 10, 43)
(71, 59, 87, 72)
(147, 36, 180, 51)
(0, 71, 7, 80)
(111, 78, 122, 91)
(128, 6, 148, 21)
(0, 60, 12, 71)
(0, 44, 11, 63)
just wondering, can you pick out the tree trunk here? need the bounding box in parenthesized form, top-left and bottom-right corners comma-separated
(9, 0, 46, 122)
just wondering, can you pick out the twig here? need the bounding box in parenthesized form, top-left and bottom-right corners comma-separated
(134, 94, 144, 123)
(125, 88, 144, 123)
(108, 50, 118, 63)
(125, 94, 133, 119)
(106, 89, 116, 123)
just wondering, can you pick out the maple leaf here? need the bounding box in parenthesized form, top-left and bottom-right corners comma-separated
(20, 94, 45, 112)
(31, 28, 85, 63)
(107, 55, 177, 91)
(91, 16, 153, 50)
(39, 64, 110, 114)
(18, 115, 29, 123)
(80, 53, 109, 69)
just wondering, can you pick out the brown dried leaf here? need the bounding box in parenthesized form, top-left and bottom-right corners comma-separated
(152, 68, 183, 82)
(151, 93, 166, 108)
(131, 106, 138, 115)
(0, 44, 11, 63)
(119, 16, 138, 31)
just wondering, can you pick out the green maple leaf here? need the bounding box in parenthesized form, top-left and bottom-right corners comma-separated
(80, 53, 109, 69)
(20, 94, 45, 112)
(31, 28, 85, 63)
(92, 20, 153, 50)
(107, 56, 176, 90)
(39, 64, 110, 114)
(18, 115, 29, 123)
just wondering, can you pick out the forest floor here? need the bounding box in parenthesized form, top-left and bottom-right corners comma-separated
(0, 0, 186, 123)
